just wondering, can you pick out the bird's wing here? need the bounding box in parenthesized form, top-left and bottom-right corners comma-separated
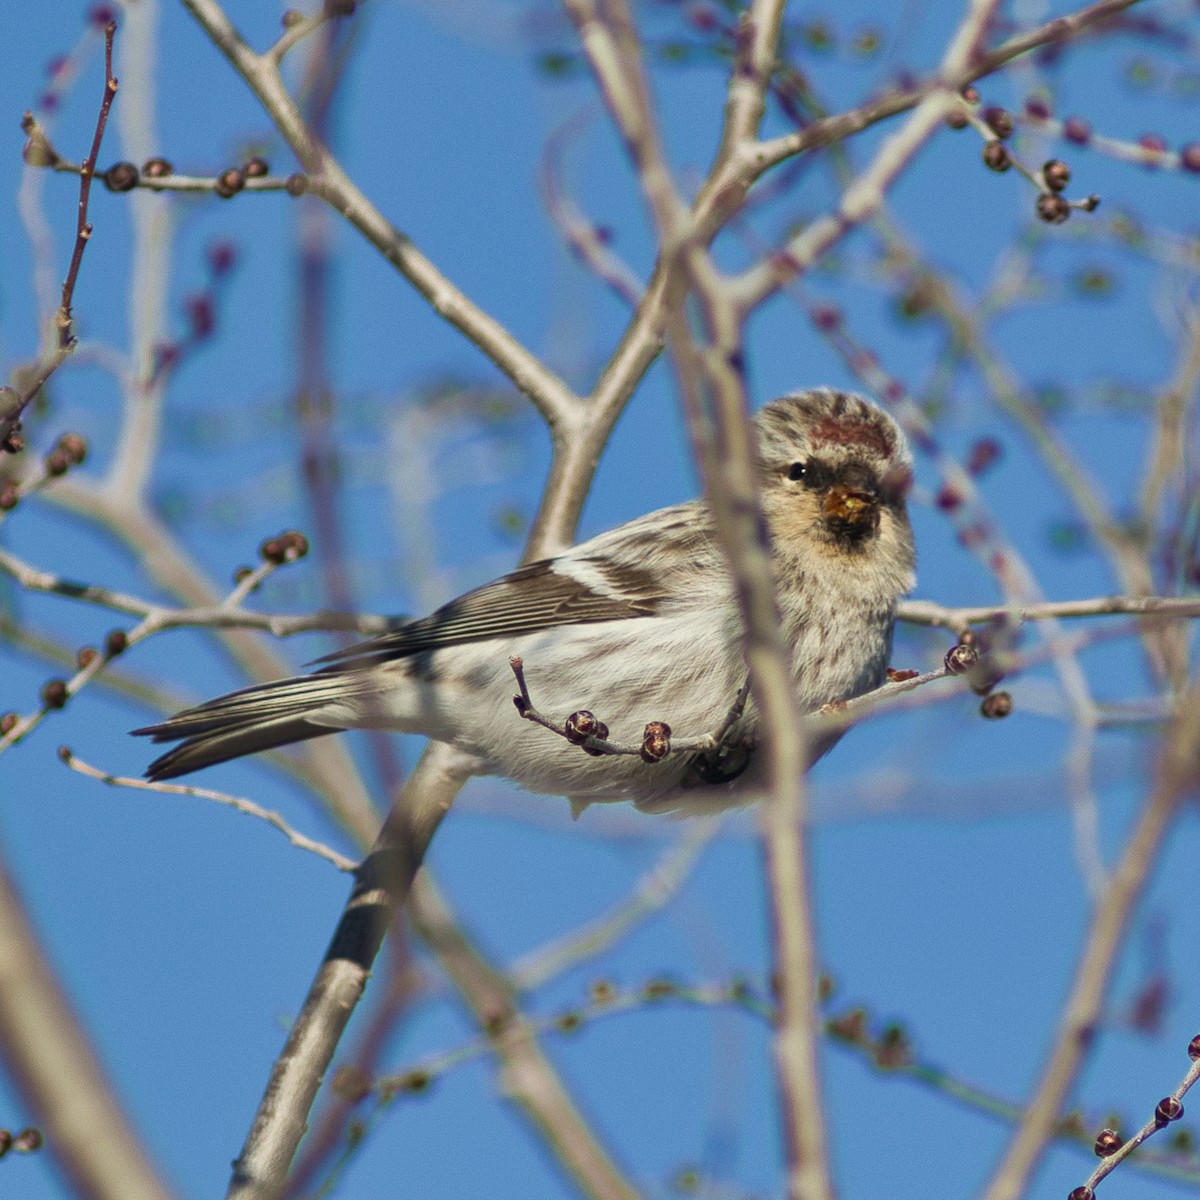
(311, 555, 669, 670)
(313, 500, 719, 670)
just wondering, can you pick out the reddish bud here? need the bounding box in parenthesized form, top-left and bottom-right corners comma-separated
(1024, 96, 1052, 120)
(208, 240, 237, 275)
(233, 565, 254, 584)
(1042, 159, 1070, 193)
(935, 485, 963, 512)
(1063, 116, 1091, 145)
(76, 646, 99, 669)
(0, 1128, 11, 1157)
(142, 157, 173, 178)
(258, 532, 308, 566)
(281, 9, 304, 26)
(41, 679, 69, 710)
(43, 448, 70, 477)
(967, 437, 1002, 476)
(286, 173, 310, 196)
(564, 710, 601, 745)
(875, 1023, 911, 1068)
(397, 1069, 431, 1094)
(983, 106, 1014, 138)
(982, 142, 1011, 172)
(944, 642, 979, 674)
(582, 720, 609, 754)
(56, 432, 88, 465)
(103, 162, 139, 192)
(12, 1128, 42, 1153)
(1156, 1097, 1184, 1126)
(945, 109, 968, 130)
(643, 978, 677, 1000)
(811, 304, 842, 331)
(153, 342, 181, 375)
(1179, 144, 1200, 174)
(243, 156, 269, 178)
(1188, 1033, 1200, 1060)
(827, 1006, 868, 1042)
(886, 667, 919, 682)
(1067, 1189, 1094, 1200)
(958, 523, 987, 550)
(686, 3, 720, 31)
(89, 6, 117, 28)
(1036, 194, 1071, 224)
(1138, 133, 1168, 164)
(0, 483, 19, 510)
(961, 85, 980, 104)
(184, 294, 215, 339)
(1093, 1128, 1121, 1157)
(980, 691, 1013, 719)
(0, 713, 17, 735)
(214, 167, 245, 198)
(589, 979, 616, 1005)
(104, 629, 128, 657)
(640, 721, 672, 763)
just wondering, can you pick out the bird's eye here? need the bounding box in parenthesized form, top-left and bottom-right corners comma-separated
(787, 461, 808, 482)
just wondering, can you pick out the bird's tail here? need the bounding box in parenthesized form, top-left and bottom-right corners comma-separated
(132, 673, 362, 781)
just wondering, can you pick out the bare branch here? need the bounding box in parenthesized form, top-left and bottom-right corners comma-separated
(60, 749, 358, 873)
(179, 0, 584, 431)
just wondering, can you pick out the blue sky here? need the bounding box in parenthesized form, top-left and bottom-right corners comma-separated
(2, 2, 1199, 1199)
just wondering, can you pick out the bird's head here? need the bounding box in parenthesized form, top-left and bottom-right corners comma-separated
(755, 389, 916, 584)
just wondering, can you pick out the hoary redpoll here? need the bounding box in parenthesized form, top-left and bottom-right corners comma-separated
(136, 389, 916, 815)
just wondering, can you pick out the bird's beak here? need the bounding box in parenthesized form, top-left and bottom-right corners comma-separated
(822, 485, 879, 532)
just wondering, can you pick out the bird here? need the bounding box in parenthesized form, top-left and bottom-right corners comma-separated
(134, 389, 916, 815)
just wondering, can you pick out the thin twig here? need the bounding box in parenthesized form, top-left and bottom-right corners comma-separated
(57, 21, 118, 350)
(509, 654, 751, 762)
(510, 818, 722, 991)
(60, 749, 358, 873)
(1075, 1047, 1200, 1195)
(1, 24, 118, 450)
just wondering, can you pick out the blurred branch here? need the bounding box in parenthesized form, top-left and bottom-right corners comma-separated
(409, 876, 642, 1200)
(981, 678, 1200, 1200)
(559, 0, 836, 1195)
(510, 818, 721, 991)
(899, 595, 1200, 631)
(334, 974, 1200, 1193)
(754, 0, 1145, 173)
(0, 855, 174, 1200)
